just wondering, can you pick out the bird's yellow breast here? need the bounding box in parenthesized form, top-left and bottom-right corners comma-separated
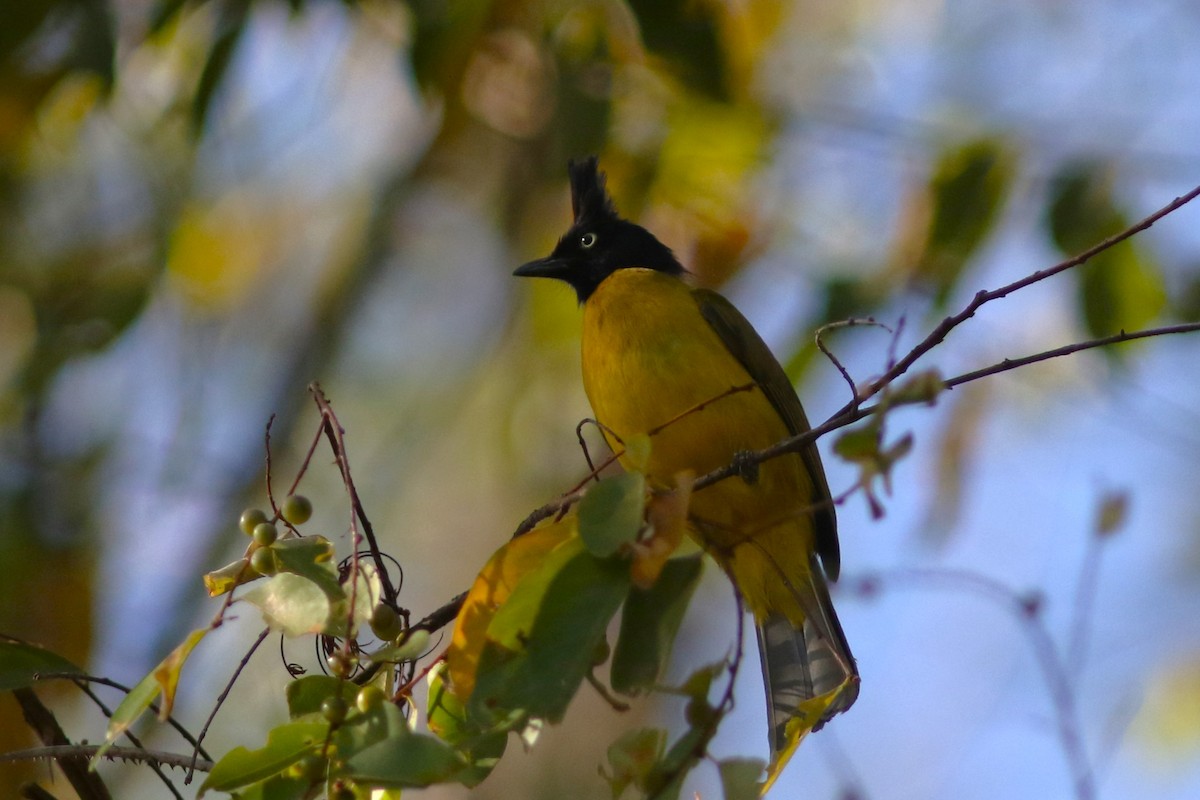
(581, 268, 816, 557)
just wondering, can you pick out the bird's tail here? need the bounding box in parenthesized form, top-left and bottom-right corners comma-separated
(755, 554, 858, 780)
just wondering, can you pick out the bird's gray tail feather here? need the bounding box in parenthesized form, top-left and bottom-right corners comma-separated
(756, 557, 858, 755)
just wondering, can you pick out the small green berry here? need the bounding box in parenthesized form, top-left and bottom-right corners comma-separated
(321, 695, 348, 725)
(327, 651, 354, 678)
(288, 753, 325, 781)
(369, 604, 401, 641)
(281, 494, 313, 525)
(239, 508, 268, 535)
(251, 521, 278, 547)
(249, 547, 276, 576)
(356, 685, 387, 714)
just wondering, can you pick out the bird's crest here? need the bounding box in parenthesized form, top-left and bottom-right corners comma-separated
(568, 157, 618, 223)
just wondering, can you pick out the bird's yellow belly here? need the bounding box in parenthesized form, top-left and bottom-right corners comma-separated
(581, 271, 815, 559)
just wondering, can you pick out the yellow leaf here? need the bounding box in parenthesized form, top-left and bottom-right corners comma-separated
(166, 196, 269, 312)
(202, 558, 257, 596)
(446, 514, 577, 701)
(154, 627, 210, 720)
(630, 471, 693, 589)
(760, 678, 856, 795)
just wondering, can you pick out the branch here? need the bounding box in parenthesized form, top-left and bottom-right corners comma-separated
(855, 568, 1094, 800)
(395, 186, 1200, 643)
(944, 321, 1200, 389)
(13, 689, 112, 800)
(0, 745, 213, 773)
(310, 383, 399, 603)
(187, 627, 271, 783)
(853, 182, 1200, 408)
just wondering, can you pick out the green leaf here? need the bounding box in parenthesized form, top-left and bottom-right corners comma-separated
(408, 0, 493, 91)
(203, 558, 257, 596)
(1048, 162, 1122, 253)
(343, 728, 466, 788)
(627, 0, 727, 100)
(371, 629, 432, 664)
(833, 423, 881, 462)
(242, 573, 334, 637)
(611, 556, 703, 694)
(918, 139, 1015, 305)
(1095, 490, 1129, 538)
(149, 0, 192, 33)
(718, 758, 766, 800)
(427, 664, 508, 787)
(677, 660, 725, 702)
(887, 369, 945, 407)
(579, 472, 646, 557)
(647, 723, 709, 800)
(272, 536, 342, 598)
(286, 675, 358, 720)
(0, 640, 82, 691)
(217, 773, 310, 800)
(96, 628, 209, 760)
(470, 537, 631, 726)
(1046, 162, 1166, 343)
(326, 561, 385, 638)
(192, 0, 251, 133)
(199, 722, 328, 794)
(604, 727, 667, 798)
(1078, 246, 1166, 341)
(334, 695, 410, 760)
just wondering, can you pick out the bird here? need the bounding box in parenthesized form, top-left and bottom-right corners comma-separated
(513, 157, 858, 786)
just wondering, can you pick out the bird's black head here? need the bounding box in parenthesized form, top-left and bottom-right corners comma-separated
(513, 157, 685, 303)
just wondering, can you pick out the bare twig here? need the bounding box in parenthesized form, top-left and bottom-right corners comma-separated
(31, 673, 209, 760)
(13, 688, 112, 800)
(1, 745, 214, 773)
(854, 182, 1200, 409)
(944, 321, 1200, 390)
(186, 627, 271, 783)
(354, 186, 1200, 685)
(815, 317, 892, 408)
(310, 383, 397, 603)
(63, 681, 182, 799)
(859, 568, 1094, 800)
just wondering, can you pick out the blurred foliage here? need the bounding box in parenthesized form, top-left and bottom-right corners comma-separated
(0, 0, 1198, 797)
(1047, 162, 1167, 346)
(907, 138, 1016, 306)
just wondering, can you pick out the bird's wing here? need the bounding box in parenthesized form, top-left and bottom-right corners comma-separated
(693, 288, 840, 580)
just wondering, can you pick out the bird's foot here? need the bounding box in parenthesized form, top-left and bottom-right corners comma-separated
(732, 450, 759, 485)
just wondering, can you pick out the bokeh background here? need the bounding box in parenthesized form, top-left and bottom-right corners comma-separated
(3, 1, 1200, 798)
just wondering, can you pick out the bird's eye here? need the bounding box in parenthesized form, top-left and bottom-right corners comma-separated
(580, 232, 598, 249)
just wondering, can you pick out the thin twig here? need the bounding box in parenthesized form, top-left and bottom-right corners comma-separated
(395, 188, 1200, 666)
(586, 671, 632, 712)
(0, 745, 214, 773)
(815, 317, 891, 408)
(31, 673, 209, 760)
(855, 183, 1200, 409)
(186, 627, 271, 783)
(310, 383, 396, 602)
(944, 321, 1200, 390)
(575, 418, 602, 478)
(646, 383, 757, 437)
(13, 688, 112, 800)
(66, 680, 182, 799)
(861, 568, 1094, 800)
(264, 414, 279, 519)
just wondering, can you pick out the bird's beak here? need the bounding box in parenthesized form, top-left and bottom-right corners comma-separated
(513, 257, 571, 280)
